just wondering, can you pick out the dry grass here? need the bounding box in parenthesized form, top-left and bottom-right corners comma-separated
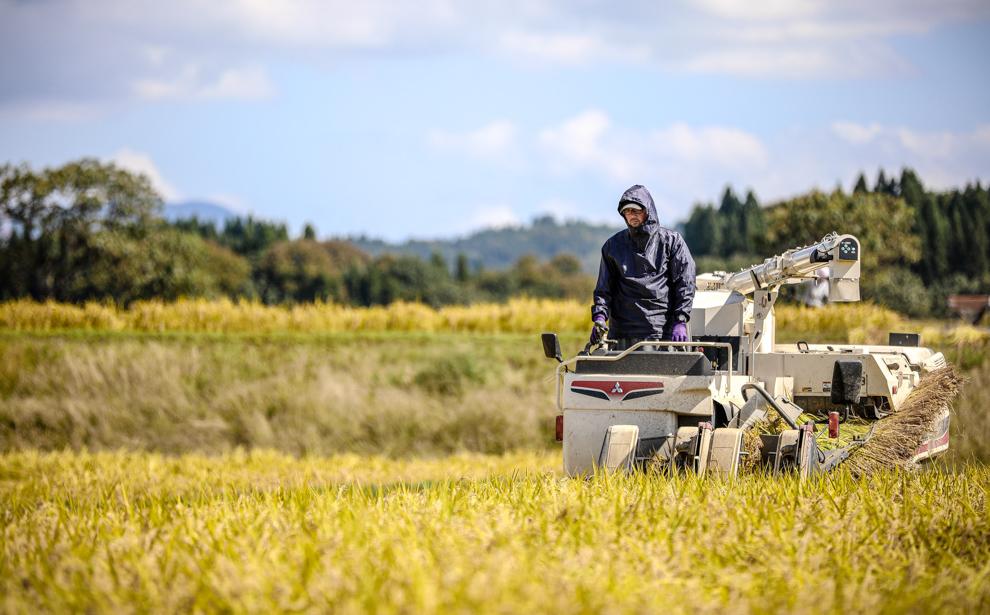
(949, 362, 990, 463)
(0, 333, 569, 456)
(2, 331, 988, 464)
(2, 450, 990, 614)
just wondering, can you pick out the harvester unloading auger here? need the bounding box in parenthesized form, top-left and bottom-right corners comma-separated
(541, 233, 962, 478)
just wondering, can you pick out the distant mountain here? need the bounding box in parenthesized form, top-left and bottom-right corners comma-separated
(347, 215, 622, 273)
(164, 201, 239, 226)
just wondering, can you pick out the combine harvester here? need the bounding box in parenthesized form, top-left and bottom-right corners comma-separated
(542, 233, 960, 477)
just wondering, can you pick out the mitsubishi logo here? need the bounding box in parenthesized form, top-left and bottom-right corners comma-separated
(571, 380, 664, 402)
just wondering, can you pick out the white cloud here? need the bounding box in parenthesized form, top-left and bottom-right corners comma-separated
(538, 110, 767, 182)
(0, 100, 103, 122)
(428, 120, 518, 159)
(426, 111, 770, 223)
(142, 45, 170, 67)
(669, 0, 983, 77)
(655, 123, 768, 168)
(200, 66, 274, 99)
(694, 0, 823, 21)
(831, 121, 883, 145)
(2, 0, 986, 116)
(832, 121, 990, 162)
(134, 65, 274, 101)
(539, 109, 609, 155)
(497, 30, 649, 65)
(538, 110, 645, 181)
(425, 111, 989, 227)
(190, 0, 449, 48)
(466, 205, 520, 230)
(531, 110, 773, 223)
(817, 121, 990, 192)
(682, 47, 834, 78)
(110, 148, 180, 200)
(895, 128, 962, 159)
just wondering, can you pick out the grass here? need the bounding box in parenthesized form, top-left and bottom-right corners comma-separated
(2, 329, 988, 463)
(2, 450, 990, 614)
(2, 300, 989, 613)
(0, 332, 579, 456)
(950, 362, 990, 463)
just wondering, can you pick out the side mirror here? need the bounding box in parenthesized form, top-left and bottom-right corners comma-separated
(830, 360, 863, 406)
(541, 333, 562, 362)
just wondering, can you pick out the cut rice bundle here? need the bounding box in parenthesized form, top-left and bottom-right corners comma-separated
(842, 365, 962, 477)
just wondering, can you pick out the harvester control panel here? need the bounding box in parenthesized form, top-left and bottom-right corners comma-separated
(838, 238, 859, 261)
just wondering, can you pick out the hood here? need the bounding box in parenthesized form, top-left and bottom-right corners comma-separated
(617, 184, 659, 238)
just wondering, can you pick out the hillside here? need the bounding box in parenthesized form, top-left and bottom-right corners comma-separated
(164, 200, 239, 225)
(347, 215, 620, 273)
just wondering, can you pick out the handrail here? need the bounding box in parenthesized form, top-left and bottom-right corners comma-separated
(555, 341, 734, 410)
(740, 383, 799, 429)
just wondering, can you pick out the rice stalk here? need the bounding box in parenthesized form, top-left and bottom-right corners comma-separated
(842, 365, 963, 477)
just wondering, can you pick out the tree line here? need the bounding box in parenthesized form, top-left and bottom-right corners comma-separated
(0, 159, 592, 306)
(681, 168, 990, 317)
(2, 159, 986, 314)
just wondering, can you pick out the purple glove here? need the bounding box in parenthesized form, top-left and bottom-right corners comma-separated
(590, 316, 608, 344)
(670, 322, 688, 342)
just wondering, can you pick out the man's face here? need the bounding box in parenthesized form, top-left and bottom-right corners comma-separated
(621, 207, 647, 228)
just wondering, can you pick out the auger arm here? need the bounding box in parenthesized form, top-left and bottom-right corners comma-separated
(694, 232, 861, 366)
(696, 232, 861, 301)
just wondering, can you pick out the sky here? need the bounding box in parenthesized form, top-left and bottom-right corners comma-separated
(1, 1, 988, 241)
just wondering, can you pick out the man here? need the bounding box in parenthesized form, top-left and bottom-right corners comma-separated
(590, 184, 696, 349)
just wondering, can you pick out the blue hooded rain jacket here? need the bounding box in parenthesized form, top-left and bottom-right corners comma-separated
(592, 185, 696, 340)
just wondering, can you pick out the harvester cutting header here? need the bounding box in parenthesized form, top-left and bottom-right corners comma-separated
(542, 231, 959, 478)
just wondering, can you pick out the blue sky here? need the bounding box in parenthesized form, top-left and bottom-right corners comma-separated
(1, 1, 988, 241)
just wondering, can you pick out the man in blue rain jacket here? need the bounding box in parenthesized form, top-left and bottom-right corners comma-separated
(590, 185, 696, 350)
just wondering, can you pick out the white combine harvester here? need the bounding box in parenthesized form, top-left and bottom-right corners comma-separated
(542, 233, 950, 477)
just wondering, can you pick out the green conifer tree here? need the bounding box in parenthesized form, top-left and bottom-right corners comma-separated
(853, 173, 870, 194)
(718, 187, 743, 257)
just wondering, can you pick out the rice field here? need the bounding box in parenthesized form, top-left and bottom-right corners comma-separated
(2, 298, 986, 348)
(2, 299, 988, 613)
(2, 450, 989, 614)
(0, 298, 591, 335)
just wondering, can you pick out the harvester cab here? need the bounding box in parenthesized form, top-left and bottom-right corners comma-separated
(543, 233, 953, 478)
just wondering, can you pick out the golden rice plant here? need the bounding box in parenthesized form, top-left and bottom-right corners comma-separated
(2, 450, 989, 614)
(1, 299, 985, 351)
(0, 298, 589, 335)
(0, 299, 124, 331)
(774, 302, 906, 343)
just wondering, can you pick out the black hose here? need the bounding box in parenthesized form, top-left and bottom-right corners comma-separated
(740, 383, 800, 430)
